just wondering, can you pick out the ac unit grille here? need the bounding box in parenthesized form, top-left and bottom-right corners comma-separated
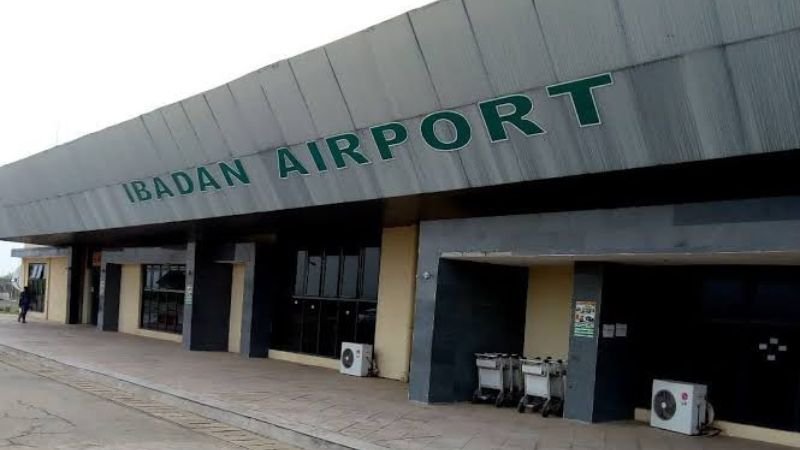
(342, 348, 355, 369)
(653, 389, 677, 421)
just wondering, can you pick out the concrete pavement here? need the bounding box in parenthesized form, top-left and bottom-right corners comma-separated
(0, 359, 246, 449)
(0, 316, 790, 450)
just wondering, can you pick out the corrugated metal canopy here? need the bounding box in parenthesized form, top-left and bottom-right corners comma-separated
(2, 0, 800, 241)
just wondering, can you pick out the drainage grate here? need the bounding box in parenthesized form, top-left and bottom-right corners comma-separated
(0, 348, 299, 450)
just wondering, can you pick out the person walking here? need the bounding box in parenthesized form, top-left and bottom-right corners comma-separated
(18, 286, 31, 324)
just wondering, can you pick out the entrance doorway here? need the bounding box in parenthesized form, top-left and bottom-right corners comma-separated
(90, 267, 100, 326)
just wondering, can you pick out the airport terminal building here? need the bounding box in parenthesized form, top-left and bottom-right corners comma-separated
(4, 0, 800, 444)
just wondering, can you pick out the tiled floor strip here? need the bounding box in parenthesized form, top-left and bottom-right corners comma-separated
(0, 347, 299, 450)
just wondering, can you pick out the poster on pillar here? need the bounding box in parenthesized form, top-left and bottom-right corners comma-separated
(573, 300, 597, 338)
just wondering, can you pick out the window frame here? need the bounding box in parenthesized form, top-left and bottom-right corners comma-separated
(26, 262, 47, 313)
(140, 264, 186, 335)
(273, 246, 381, 358)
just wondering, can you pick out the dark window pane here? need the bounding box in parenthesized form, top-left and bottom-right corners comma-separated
(301, 299, 320, 354)
(355, 302, 377, 345)
(318, 301, 339, 357)
(752, 278, 800, 324)
(337, 301, 357, 354)
(27, 263, 47, 313)
(362, 247, 380, 300)
(305, 252, 322, 297)
(701, 279, 746, 320)
(341, 252, 359, 299)
(140, 264, 185, 334)
(294, 251, 307, 296)
(323, 252, 340, 298)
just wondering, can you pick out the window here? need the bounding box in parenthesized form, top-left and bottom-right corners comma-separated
(140, 264, 186, 334)
(27, 263, 47, 312)
(273, 246, 380, 358)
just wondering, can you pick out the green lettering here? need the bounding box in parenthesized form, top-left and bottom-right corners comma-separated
(277, 147, 309, 178)
(122, 183, 136, 203)
(130, 181, 152, 202)
(306, 141, 328, 172)
(197, 167, 222, 192)
(218, 159, 250, 186)
(370, 123, 408, 160)
(420, 111, 471, 151)
(171, 171, 194, 195)
(479, 94, 545, 142)
(326, 133, 370, 169)
(546, 73, 613, 127)
(153, 177, 175, 199)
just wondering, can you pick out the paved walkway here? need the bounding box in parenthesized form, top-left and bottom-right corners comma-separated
(0, 317, 788, 450)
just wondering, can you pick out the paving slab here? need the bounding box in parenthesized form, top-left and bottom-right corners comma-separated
(0, 316, 790, 450)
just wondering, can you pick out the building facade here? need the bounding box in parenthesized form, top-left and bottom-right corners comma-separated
(5, 0, 800, 445)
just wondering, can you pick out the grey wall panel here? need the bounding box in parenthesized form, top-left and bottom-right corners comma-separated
(464, 0, 556, 94)
(716, 0, 800, 44)
(140, 111, 189, 171)
(366, 15, 440, 121)
(628, 58, 704, 167)
(727, 30, 800, 154)
(536, 0, 631, 81)
(236, 152, 285, 212)
(181, 94, 233, 163)
(326, 30, 395, 129)
(257, 147, 314, 210)
(356, 126, 423, 198)
(567, 71, 651, 172)
(204, 84, 258, 157)
(256, 62, 317, 146)
(680, 48, 748, 159)
(409, 0, 494, 108)
(401, 116, 470, 193)
(160, 102, 215, 167)
(118, 118, 166, 179)
(290, 48, 355, 137)
(617, 0, 721, 63)
(227, 74, 286, 152)
(455, 104, 525, 188)
(507, 87, 583, 180)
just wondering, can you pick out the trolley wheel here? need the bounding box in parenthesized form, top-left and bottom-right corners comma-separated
(552, 399, 564, 417)
(517, 396, 527, 413)
(471, 388, 482, 404)
(542, 399, 552, 417)
(495, 391, 505, 408)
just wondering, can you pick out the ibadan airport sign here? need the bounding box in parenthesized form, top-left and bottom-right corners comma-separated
(122, 73, 613, 204)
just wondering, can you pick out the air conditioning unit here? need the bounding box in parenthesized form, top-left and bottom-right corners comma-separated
(650, 379, 708, 435)
(340, 342, 373, 377)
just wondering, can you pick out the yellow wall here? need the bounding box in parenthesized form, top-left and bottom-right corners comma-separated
(523, 264, 573, 359)
(118, 264, 181, 343)
(46, 257, 69, 324)
(228, 264, 245, 353)
(268, 350, 340, 370)
(373, 225, 418, 382)
(21, 257, 68, 323)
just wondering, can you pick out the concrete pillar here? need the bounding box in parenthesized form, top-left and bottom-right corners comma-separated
(183, 241, 233, 351)
(564, 262, 605, 422)
(564, 262, 636, 423)
(97, 263, 121, 331)
(409, 259, 528, 403)
(67, 246, 87, 324)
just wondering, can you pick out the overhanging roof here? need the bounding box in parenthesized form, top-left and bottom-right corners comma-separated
(2, 0, 800, 241)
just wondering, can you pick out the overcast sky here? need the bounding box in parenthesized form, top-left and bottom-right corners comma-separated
(0, 0, 436, 276)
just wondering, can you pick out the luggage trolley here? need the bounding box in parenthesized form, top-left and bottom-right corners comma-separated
(517, 357, 566, 417)
(472, 353, 522, 407)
